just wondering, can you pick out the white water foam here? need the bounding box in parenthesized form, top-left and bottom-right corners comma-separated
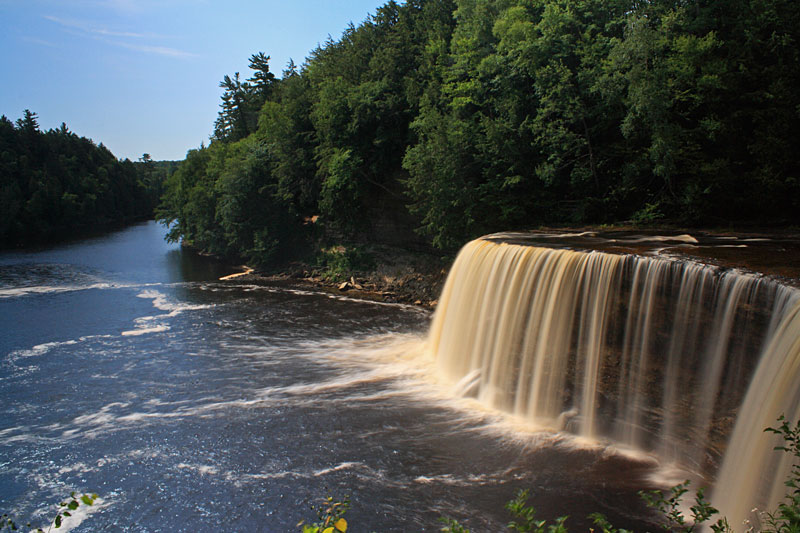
(177, 463, 220, 476)
(0, 283, 113, 299)
(297, 333, 663, 462)
(136, 288, 211, 314)
(0, 282, 161, 299)
(170, 459, 403, 491)
(619, 234, 699, 244)
(313, 462, 366, 476)
(4, 335, 114, 373)
(119, 289, 212, 336)
(413, 472, 505, 487)
(121, 325, 170, 336)
(5, 288, 211, 361)
(8, 340, 79, 360)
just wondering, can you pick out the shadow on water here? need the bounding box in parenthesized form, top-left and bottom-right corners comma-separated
(164, 248, 238, 283)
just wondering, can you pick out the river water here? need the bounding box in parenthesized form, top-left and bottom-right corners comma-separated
(0, 221, 658, 532)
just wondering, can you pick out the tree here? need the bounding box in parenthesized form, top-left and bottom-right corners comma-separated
(214, 72, 252, 142)
(248, 52, 276, 102)
(1, 111, 157, 247)
(15, 109, 39, 133)
(160, 0, 800, 263)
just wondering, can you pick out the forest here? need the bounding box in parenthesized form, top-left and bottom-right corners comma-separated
(0, 111, 168, 247)
(153, 0, 800, 265)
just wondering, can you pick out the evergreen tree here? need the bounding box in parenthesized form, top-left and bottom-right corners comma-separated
(214, 72, 252, 141)
(248, 52, 277, 102)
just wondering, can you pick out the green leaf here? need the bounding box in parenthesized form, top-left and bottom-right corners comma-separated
(54, 515, 62, 528)
(80, 495, 94, 506)
(67, 501, 79, 511)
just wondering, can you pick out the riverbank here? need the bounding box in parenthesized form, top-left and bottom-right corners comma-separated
(221, 245, 450, 309)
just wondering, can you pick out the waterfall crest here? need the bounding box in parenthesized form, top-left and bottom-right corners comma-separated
(428, 237, 800, 523)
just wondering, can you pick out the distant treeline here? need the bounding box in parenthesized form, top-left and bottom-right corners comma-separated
(157, 0, 800, 265)
(0, 111, 171, 247)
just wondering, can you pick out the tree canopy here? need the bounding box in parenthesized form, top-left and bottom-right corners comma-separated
(158, 0, 800, 264)
(0, 111, 167, 247)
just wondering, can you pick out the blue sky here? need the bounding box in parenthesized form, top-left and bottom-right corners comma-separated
(0, 0, 387, 161)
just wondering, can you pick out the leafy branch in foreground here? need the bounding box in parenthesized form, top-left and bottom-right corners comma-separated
(763, 415, 800, 532)
(506, 489, 568, 533)
(439, 516, 471, 532)
(1, 492, 98, 532)
(298, 495, 349, 533)
(439, 489, 570, 533)
(636, 482, 730, 533)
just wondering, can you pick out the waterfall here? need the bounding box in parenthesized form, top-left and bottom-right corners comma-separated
(428, 236, 800, 525)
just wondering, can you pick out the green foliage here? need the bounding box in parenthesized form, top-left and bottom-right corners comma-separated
(298, 495, 350, 533)
(639, 481, 731, 533)
(0, 112, 162, 247)
(161, 0, 800, 262)
(587, 512, 633, 533)
(1, 492, 97, 532)
(439, 516, 471, 532)
(506, 489, 568, 533)
(631, 202, 665, 226)
(764, 415, 800, 532)
(157, 144, 224, 252)
(318, 148, 364, 231)
(213, 54, 277, 143)
(314, 245, 375, 282)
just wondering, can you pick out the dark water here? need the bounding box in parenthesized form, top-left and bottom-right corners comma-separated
(0, 222, 658, 531)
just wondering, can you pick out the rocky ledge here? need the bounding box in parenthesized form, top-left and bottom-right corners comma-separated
(223, 250, 450, 309)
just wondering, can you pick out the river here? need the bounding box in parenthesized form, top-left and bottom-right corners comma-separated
(0, 221, 658, 531)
